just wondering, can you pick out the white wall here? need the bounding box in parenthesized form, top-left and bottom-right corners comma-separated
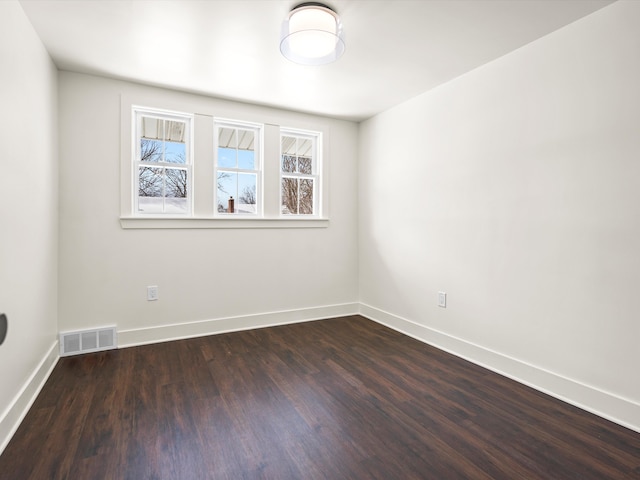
(0, 1, 59, 452)
(359, 0, 640, 431)
(58, 73, 359, 344)
(3, 0, 637, 453)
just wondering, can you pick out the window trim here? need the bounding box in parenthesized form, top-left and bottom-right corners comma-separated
(280, 128, 322, 218)
(214, 118, 264, 218)
(132, 107, 194, 216)
(119, 217, 329, 229)
(120, 96, 330, 229)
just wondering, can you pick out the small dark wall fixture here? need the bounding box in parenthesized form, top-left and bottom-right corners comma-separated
(0, 313, 7, 345)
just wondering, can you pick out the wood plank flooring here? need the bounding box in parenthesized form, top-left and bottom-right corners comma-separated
(0, 315, 638, 479)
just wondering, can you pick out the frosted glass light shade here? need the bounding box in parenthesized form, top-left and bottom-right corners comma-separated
(280, 3, 345, 65)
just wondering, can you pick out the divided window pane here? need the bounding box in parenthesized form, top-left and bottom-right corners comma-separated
(135, 110, 192, 215)
(138, 166, 189, 214)
(131, 109, 322, 220)
(281, 177, 314, 215)
(280, 132, 319, 216)
(216, 122, 260, 215)
(141, 139, 163, 163)
(165, 141, 186, 164)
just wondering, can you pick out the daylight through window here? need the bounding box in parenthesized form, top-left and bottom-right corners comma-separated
(127, 106, 325, 224)
(215, 121, 262, 215)
(281, 131, 320, 216)
(134, 109, 193, 215)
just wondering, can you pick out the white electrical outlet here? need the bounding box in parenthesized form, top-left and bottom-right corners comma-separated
(438, 291, 447, 308)
(147, 285, 159, 301)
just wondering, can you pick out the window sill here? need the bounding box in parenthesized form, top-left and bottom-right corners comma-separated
(119, 216, 329, 229)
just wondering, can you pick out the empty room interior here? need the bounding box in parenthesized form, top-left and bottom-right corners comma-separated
(1, 0, 639, 478)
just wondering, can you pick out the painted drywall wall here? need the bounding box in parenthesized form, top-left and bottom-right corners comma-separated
(0, 1, 59, 451)
(58, 73, 358, 342)
(359, 0, 640, 430)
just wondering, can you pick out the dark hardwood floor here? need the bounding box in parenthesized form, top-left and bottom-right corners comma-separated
(0, 315, 638, 479)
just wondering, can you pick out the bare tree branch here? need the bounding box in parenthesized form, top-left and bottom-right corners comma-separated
(240, 184, 256, 205)
(281, 155, 313, 214)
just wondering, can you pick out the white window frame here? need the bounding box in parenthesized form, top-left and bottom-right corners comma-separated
(132, 107, 194, 216)
(120, 97, 328, 229)
(280, 128, 322, 217)
(214, 119, 263, 217)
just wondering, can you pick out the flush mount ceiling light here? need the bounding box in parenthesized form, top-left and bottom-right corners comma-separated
(280, 2, 345, 66)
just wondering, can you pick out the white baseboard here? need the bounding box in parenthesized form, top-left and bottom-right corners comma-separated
(0, 304, 358, 457)
(118, 303, 360, 348)
(0, 341, 59, 456)
(359, 303, 640, 434)
(3, 302, 634, 459)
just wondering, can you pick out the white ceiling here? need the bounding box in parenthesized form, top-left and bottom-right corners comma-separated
(19, 0, 613, 122)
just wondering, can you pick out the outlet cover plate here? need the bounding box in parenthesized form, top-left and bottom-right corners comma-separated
(147, 285, 159, 301)
(438, 292, 447, 308)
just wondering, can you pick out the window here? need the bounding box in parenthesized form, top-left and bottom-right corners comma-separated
(215, 121, 262, 216)
(123, 101, 328, 228)
(281, 130, 321, 216)
(134, 109, 193, 215)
